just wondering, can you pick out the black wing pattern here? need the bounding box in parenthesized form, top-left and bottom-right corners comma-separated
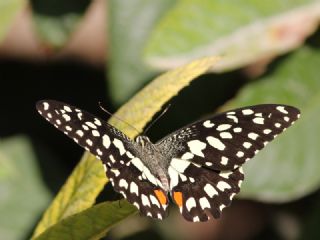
(36, 100, 169, 219)
(156, 104, 300, 221)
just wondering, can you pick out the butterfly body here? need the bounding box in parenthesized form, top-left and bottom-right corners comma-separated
(133, 136, 171, 191)
(36, 100, 300, 222)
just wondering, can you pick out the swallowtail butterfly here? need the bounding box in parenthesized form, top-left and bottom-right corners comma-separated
(36, 100, 300, 222)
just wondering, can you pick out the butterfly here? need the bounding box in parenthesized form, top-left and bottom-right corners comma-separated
(36, 100, 300, 222)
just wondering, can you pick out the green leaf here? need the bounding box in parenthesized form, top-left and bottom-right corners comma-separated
(32, 56, 220, 237)
(0, 136, 51, 240)
(34, 200, 137, 240)
(108, 0, 175, 104)
(30, 0, 91, 48)
(0, 0, 25, 42)
(225, 45, 320, 202)
(145, 0, 320, 72)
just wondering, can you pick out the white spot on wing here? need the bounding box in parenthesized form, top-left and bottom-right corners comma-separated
(186, 197, 197, 211)
(221, 156, 228, 165)
(64, 106, 72, 112)
(126, 151, 134, 158)
(220, 132, 232, 139)
(204, 183, 218, 197)
(243, 142, 252, 149)
(168, 166, 179, 188)
(219, 171, 232, 178)
(82, 124, 89, 131)
(92, 130, 100, 137)
(253, 117, 264, 124)
(77, 112, 83, 120)
(94, 118, 102, 126)
(150, 195, 160, 208)
(86, 139, 93, 146)
(76, 130, 84, 137)
(187, 140, 207, 157)
(242, 109, 254, 115)
(181, 152, 194, 160)
(133, 202, 140, 209)
(131, 158, 144, 172)
(113, 138, 126, 155)
(102, 134, 111, 148)
(205, 162, 213, 166)
(233, 127, 242, 133)
(217, 181, 231, 191)
(85, 121, 97, 129)
(193, 216, 200, 222)
(141, 194, 151, 207)
(119, 179, 128, 189)
(217, 124, 232, 131)
(227, 115, 238, 123)
(96, 148, 103, 156)
(110, 168, 120, 176)
(199, 197, 210, 210)
(62, 114, 71, 122)
(275, 122, 281, 128)
(219, 204, 226, 211)
(109, 155, 116, 163)
(203, 120, 214, 128)
(130, 182, 139, 196)
(170, 158, 190, 173)
(248, 132, 258, 140)
(263, 129, 272, 134)
(207, 136, 226, 150)
(43, 102, 49, 110)
(236, 151, 244, 158)
(276, 106, 288, 114)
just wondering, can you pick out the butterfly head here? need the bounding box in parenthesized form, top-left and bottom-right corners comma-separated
(135, 135, 152, 148)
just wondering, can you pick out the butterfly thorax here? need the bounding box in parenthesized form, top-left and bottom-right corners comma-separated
(134, 135, 170, 191)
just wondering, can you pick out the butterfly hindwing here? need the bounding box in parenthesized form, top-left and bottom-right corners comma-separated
(157, 104, 300, 171)
(36, 100, 169, 219)
(170, 165, 244, 222)
(107, 164, 169, 219)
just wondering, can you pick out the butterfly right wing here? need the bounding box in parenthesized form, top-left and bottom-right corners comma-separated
(36, 100, 169, 219)
(156, 104, 300, 221)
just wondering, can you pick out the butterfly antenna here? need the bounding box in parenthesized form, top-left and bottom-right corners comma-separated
(143, 104, 171, 135)
(98, 102, 141, 135)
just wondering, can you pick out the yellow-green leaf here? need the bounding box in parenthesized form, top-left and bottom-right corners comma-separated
(31, 152, 107, 239)
(34, 200, 137, 240)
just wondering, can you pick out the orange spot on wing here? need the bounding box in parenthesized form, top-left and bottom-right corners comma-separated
(154, 190, 167, 205)
(173, 192, 183, 207)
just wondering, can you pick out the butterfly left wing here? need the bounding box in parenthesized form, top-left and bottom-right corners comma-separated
(36, 100, 169, 219)
(156, 104, 300, 221)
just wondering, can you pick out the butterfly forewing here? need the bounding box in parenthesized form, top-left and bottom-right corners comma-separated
(36, 100, 169, 219)
(158, 104, 300, 171)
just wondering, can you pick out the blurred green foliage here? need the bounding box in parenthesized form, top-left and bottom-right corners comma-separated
(0, 136, 50, 240)
(0, 0, 320, 239)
